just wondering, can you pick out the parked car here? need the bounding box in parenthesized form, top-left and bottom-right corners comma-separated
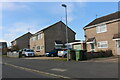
(22, 49, 35, 57)
(45, 49, 61, 57)
(58, 49, 68, 57)
(12, 51, 18, 54)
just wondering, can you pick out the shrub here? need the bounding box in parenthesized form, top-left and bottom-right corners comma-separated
(86, 50, 113, 60)
(98, 50, 113, 57)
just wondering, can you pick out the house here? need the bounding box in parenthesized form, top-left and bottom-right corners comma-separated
(0, 42, 7, 55)
(67, 40, 86, 50)
(30, 21, 76, 56)
(83, 11, 120, 55)
(11, 32, 33, 50)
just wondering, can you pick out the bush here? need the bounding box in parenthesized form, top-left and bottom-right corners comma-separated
(98, 50, 113, 57)
(86, 50, 113, 60)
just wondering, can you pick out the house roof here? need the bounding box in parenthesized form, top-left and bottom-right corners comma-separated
(84, 11, 120, 29)
(11, 32, 32, 43)
(34, 21, 76, 35)
(86, 37, 95, 42)
(113, 33, 120, 39)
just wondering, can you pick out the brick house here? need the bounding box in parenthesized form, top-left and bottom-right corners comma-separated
(0, 42, 7, 55)
(30, 21, 76, 56)
(83, 11, 120, 55)
(11, 32, 33, 50)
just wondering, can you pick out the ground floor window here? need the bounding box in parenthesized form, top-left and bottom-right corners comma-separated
(37, 46, 40, 50)
(33, 47, 35, 50)
(97, 41, 108, 48)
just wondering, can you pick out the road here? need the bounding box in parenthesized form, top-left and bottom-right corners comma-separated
(2, 64, 55, 78)
(1, 57, 119, 80)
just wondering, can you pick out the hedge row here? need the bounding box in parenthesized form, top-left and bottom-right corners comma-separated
(85, 50, 113, 60)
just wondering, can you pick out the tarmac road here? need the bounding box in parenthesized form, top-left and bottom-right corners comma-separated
(2, 57, 119, 79)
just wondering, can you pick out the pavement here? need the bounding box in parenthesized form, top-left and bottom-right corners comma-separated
(22, 56, 118, 63)
(23, 56, 60, 60)
(2, 57, 119, 79)
(81, 56, 118, 63)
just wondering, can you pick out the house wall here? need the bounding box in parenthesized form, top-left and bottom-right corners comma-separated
(44, 22, 75, 53)
(84, 21, 119, 55)
(72, 43, 86, 50)
(30, 32, 45, 56)
(0, 42, 7, 55)
(12, 33, 32, 50)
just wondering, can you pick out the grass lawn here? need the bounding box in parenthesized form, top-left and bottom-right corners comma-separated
(50, 58, 67, 61)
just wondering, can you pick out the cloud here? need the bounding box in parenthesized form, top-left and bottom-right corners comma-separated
(7, 22, 39, 34)
(0, 39, 6, 42)
(1, 2, 30, 11)
(2, 22, 40, 45)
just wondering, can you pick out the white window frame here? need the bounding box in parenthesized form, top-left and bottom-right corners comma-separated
(96, 24, 107, 33)
(97, 41, 108, 48)
(36, 46, 40, 51)
(38, 33, 42, 40)
(41, 46, 44, 50)
(31, 37, 35, 41)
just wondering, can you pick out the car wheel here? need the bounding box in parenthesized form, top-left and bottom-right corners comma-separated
(51, 54, 54, 57)
(64, 54, 67, 58)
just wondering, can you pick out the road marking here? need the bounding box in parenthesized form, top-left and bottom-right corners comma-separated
(51, 68, 67, 72)
(3, 62, 70, 79)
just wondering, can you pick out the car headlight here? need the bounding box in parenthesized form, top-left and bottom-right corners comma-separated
(46, 53, 49, 54)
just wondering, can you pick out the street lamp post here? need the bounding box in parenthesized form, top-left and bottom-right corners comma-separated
(62, 4, 69, 61)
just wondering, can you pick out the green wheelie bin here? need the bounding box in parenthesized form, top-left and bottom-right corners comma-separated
(76, 50, 81, 61)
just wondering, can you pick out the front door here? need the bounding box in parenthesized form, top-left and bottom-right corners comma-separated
(116, 40, 120, 55)
(90, 43, 95, 52)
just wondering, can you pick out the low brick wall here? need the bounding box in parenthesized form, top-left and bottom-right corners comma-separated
(7, 52, 20, 58)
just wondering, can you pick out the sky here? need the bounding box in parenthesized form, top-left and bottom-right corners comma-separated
(0, 2, 118, 46)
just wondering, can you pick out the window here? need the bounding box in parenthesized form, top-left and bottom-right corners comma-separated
(12, 41, 16, 45)
(31, 37, 35, 41)
(36, 46, 44, 50)
(41, 46, 44, 50)
(38, 33, 42, 40)
(97, 41, 108, 48)
(36, 35, 38, 40)
(37, 46, 40, 50)
(96, 24, 107, 33)
(32, 47, 35, 50)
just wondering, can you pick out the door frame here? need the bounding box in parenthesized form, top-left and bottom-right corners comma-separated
(116, 40, 120, 55)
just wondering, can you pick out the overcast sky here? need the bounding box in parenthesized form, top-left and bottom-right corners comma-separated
(0, 2, 118, 46)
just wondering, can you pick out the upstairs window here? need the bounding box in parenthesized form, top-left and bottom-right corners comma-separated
(36, 35, 38, 40)
(96, 24, 107, 33)
(31, 37, 35, 41)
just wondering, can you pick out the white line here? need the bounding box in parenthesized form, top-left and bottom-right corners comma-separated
(51, 68, 67, 72)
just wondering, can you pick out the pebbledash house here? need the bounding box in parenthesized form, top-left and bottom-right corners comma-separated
(30, 21, 76, 56)
(83, 11, 120, 55)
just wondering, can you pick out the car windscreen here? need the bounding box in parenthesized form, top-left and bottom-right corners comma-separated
(26, 50, 34, 52)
